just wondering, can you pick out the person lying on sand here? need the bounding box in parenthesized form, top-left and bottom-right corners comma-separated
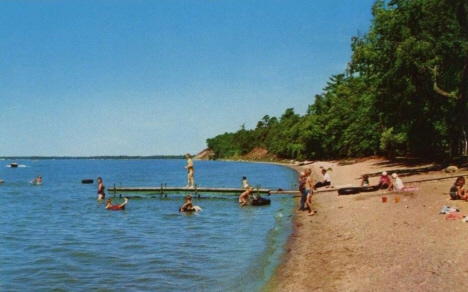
(449, 176, 468, 201)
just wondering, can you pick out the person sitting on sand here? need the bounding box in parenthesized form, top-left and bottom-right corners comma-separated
(106, 198, 128, 210)
(313, 168, 331, 190)
(31, 175, 42, 185)
(242, 176, 249, 189)
(360, 174, 370, 187)
(392, 173, 405, 191)
(239, 187, 254, 206)
(97, 177, 105, 200)
(449, 176, 468, 201)
(185, 153, 195, 188)
(377, 171, 393, 190)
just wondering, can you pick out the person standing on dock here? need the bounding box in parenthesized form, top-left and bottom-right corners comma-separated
(185, 153, 195, 188)
(97, 177, 105, 200)
(242, 176, 249, 189)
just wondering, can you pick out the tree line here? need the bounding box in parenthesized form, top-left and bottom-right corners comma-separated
(207, 0, 468, 161)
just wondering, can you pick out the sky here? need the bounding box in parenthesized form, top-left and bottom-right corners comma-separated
(0, 0, 375, 157)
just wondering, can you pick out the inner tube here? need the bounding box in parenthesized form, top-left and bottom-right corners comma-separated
(82, 179, 94, 184)
(360, 186, 379, 192)
(180, 206, 202, 212)
(251, 197, 271, 206)
(338, 187, 361, 195)
(107, 205, 125, 211)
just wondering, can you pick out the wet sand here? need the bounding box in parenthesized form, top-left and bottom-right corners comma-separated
(265, 158, 468, 292)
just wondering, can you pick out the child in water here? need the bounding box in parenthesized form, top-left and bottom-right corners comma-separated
(106, 198, 128, 210)
(179, 194, 201, 212)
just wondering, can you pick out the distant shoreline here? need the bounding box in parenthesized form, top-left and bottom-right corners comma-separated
(0, 155, 185, 160)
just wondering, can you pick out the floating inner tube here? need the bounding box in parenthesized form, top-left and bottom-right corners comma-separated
(251, 197, 271, 206)
(360, 186, 379, 192)
(107, 205, 125, 211)
(82, 179, 94, 184)
(338, 187, 361, 195)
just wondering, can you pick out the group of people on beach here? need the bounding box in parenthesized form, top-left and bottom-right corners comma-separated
(362, 171, 405, 191)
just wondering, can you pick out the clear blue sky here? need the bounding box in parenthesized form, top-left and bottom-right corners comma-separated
(0, 0, 375, 156)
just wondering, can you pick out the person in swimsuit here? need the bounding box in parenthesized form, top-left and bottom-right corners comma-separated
(97, 177, 105, 200)
(185, 153, 195, 188)
(106, 198, 128, 210)
(179, 194, 195, 212)
(239, 187, 254, 206)
(303, 168, 316, 216)
(298, 171, 307, 211)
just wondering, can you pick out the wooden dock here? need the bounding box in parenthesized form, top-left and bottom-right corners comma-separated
(108, 186, 272, 195)
(108, 185, 304, 196)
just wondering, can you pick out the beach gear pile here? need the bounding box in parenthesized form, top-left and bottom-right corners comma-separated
(440, 205, 468, 222)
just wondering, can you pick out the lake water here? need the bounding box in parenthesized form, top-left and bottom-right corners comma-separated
(0, 159, 297, 292)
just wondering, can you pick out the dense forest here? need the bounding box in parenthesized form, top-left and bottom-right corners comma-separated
(206, 0, 468, 161)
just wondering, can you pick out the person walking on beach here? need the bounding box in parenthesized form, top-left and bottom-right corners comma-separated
(97, 177, 105, 200)
(298, 171, 307, 211)
(185, 153, 195, 188)
(304, 168, 316, 215)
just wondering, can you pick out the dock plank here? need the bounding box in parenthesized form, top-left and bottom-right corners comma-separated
(108, 186, 272, 195)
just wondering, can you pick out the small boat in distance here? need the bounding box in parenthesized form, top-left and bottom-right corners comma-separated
(10, 163, 19, 168)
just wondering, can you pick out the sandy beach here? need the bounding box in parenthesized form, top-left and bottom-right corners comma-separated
(265, 158, 468, 292)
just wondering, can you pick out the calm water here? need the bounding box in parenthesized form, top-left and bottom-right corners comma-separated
(0, 159, 297, 292)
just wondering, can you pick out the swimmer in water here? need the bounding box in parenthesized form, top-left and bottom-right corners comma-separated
(179, 194, 202, 212)
(31, 175, 42, 185)
(97, 177, 105, 200)
(106, 198, 128, 210)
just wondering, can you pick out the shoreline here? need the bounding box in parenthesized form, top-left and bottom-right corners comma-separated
(264, 158, 468, 292)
